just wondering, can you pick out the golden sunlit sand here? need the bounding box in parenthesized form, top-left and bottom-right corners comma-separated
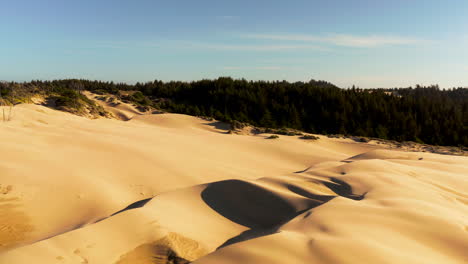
(0, 100, 466, 264)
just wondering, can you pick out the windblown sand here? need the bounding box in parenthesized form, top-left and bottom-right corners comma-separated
(0, 102, 466, 264)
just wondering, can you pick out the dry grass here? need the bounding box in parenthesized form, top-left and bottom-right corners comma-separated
(1, 105, 13, 122)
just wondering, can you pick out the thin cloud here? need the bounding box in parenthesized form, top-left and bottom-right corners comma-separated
(80, 40, 327, 52)
(84, 40, 164, 49)
(222, 66, 282, 70)
(256, 66, 282, 70)
(188, 43, 327, 51)
(243, 33, 425, 47)
(329, 34, 422, 47)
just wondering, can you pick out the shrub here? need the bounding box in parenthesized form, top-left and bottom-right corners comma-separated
(53, 95, 78, 109)
(267, 135, 279, 139)
(230, 120, 246, 130)
(301, 135, 319, 140)
(122, 91, 153, 107)
(357, 137, 370, 143)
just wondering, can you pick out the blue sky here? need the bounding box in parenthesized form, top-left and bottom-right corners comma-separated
(1, 0, 467, 88)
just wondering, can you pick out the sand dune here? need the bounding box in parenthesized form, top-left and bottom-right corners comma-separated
(83, 91, 147, 121)
(195, 151, 468, 264)
(0, 102, 466, 264)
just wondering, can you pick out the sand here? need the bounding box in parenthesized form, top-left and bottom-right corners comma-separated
(0, 100, 466, 264)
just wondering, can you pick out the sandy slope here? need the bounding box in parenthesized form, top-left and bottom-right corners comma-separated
(83, 91, 147, 121)
(0, 103, 466, 264)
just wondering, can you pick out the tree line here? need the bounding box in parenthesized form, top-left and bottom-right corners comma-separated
(1, 78, 467, 146)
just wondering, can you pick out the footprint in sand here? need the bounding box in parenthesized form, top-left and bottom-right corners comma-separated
(0, 185, 13, 195)
(73, 249, 89, 264)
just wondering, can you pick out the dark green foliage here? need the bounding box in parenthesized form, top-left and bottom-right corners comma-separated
(125, 91, 152, 106)
(0, 86, 11, 97)
(301, 135, 319, 140)
(267, 135, 280, 139)
(1, 78, 467, 147)
(52, 89, 82, 109)
(354, 137, 370, 143)
(52, 89, 106, 116)
(262, 128, 301, 136)
(230, 120, 247, 130)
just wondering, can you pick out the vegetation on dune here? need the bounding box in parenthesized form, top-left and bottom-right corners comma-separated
(1, 78, 467, 147)
(119, 91, 152, 111)
(301, 135, 320, 140)
(0, 80, 108, 117)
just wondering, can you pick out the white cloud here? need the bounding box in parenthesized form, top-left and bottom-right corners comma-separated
(243, 33, 425, 48)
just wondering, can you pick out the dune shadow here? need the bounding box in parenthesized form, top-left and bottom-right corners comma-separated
(294, 166, 312, 173)
(217, 226, 279, 250)
(203, 121, 231, 133)
(109, 102, 121, 107)
(286, 184, 335, 204)
(113, 112, 131, 121)
(323, 178, 366, 200)
(202, 179, 339, 250)
(111, 197, 153, 217)
(201, 180, 297, 229)
(202, 178, 364, 252)
(216, 207, 314, 250)
(151, 110, 165, 114)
